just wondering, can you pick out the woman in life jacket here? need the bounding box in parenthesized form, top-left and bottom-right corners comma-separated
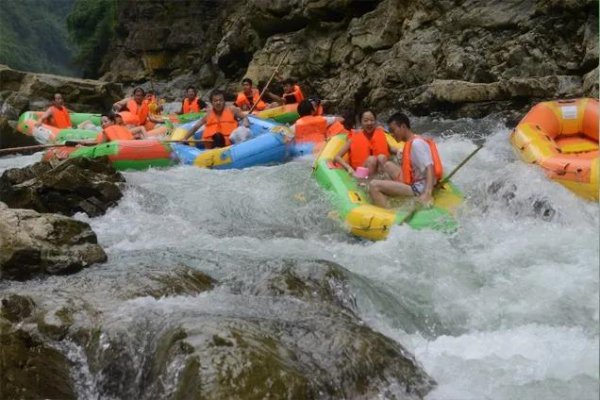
(369, 112, 443, 208)
(96, 113, 143, 143)
(290, 100, 344, 143)
(334, 110, 390, 177)
(36, 93, 72, 129)
(183, 89, 250, 149)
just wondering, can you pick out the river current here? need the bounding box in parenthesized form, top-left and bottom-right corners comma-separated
(1, 116, 598, 399)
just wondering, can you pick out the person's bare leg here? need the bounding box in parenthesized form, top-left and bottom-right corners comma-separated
(383, 160, 401, 180)
(364, 156, 378, 176)
(369, 179, 414, 207)
(376, 154, 388, 174)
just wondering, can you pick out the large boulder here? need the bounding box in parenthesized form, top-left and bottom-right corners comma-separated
(0, 202, 106, 280)
(0, 157, 124, 217)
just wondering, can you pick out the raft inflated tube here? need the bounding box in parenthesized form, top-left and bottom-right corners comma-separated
(254, 104, 299, 124)
(313, 134, 463, 240)
(510, 98, 599, 201)
(43, 140, 174, 171)
(17, 111, 102, 144)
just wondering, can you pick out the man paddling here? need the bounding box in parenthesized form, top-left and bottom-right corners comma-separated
(369, 112, 443, 208)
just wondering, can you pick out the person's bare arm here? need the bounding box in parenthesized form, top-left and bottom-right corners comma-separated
(112, 98, 129, 111)
(334, 141, 353, 173)
(232, 107, 250, 128)
(35, 107, 53, 127)
(184, 116, 207, 139)
(418, 165, 435, 206)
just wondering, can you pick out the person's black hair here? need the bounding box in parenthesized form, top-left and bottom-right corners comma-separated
(340, 110, 356, 130)
(297, 100, 314, 117)
(186, 86, 196, 92)
(133, 87, 145, 96)
(242, 78, 253, 85)
(209, 89, 225, 101)
(387, 112, 411, 129)
(359, 109, 377, 121)
(147, 90, 155, 95)
(282, 78, 295, 86)
(104, 113, 117, 122)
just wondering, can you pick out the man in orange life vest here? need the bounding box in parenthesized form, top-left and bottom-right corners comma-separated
(183, 89, 249, 148)
(113, 87, 152, 127)
(179, 86, 206, 114)
(36, 93, 72, 129)
(267, 78, 304, 105)
(290, 100, 343, 143)
(369, 112, 443, 207)
(235, 78, 269, 111)
(334, 110, 390, 177)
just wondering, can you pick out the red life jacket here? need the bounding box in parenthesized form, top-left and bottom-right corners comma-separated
(401, 136, 444, 184)
(50, 106, 71, 129)
(294, 115, 328, 143)
(126, 99, 149, 126)
(182, 97, 200, 114)
(235, 89, 266, 111)
(348, 127, 389, 169)
(204, 107, 238, 145)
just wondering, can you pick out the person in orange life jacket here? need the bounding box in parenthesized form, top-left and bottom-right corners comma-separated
(36, 93, 72, 128)
(334, 110, 390, 177)
(235, 78, 271, 111)
(113, 87, 162, 127)
(183, 89, 249, 148)
(178, 86, 207, 114)
(369, 112, 443, 208)
(267, 78, 304, 105)
(95, 114, 141, 143)
(145, 90, 163, 114)
(290, 100, 343, 143)
(308, 96, 324, 116)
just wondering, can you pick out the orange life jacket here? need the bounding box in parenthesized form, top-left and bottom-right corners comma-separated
(283, 85, 304, 104)
(401, 136, 444, 184)
(182, 97, 200, 114)
(126, 99, 149, 126)
(50, 106, 71, 129)
(294, 115, 328, 143)
(235, 89, 266, 111)
(314, 104, 324, 116)
(348, 127, 389, 169)
(325, 121, 347, 138)
(102, 125, 135, 142)
(204, 107, 238, 145)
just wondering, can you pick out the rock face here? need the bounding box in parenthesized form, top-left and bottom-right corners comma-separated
(0, 64, 123, 149)
(0, 157, 124, 217)
(0, 202, 106, 280)
(0, 261, 435, 399)
(97, 0, 597, 120)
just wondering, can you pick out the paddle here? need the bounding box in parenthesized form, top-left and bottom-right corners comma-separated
(400, 144, 483, 225)
(248, 49, 291, 114)
(0, 140, 98, 155)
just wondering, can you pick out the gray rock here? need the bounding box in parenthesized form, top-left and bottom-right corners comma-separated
(0, 157, 124, 217)
(0, 203, 106, 280)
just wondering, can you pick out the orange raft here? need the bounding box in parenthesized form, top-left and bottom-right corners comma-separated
(510, 98, 599, 201)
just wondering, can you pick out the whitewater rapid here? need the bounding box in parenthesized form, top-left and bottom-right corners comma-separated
(0, 116, 597, 399)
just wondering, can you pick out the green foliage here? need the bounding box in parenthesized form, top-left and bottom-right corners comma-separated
(67, 0, 116, 78)
(0, 0, 79, 76)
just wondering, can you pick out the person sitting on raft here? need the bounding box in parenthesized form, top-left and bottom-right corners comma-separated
(369, 112, 443, 208)
(35, 93, 72, 129)
(290, 100, 343, 143)
(334, 110, 390, 177)
(178, 86, 206, 114)
(96, 114, 145, 143)
(308, 96, 324, 116)
(267, 78, 305, 105)
(183, 89, 250, 148)
(112, 87, 163, 128)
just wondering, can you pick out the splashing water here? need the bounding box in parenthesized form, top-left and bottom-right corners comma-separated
(0, 116, 597, 399)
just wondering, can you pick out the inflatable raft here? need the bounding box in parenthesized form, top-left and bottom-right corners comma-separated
(510, 98, 599, 201)
(43, 140, 174, 171)
(254, 104, 299, 124)
(170, 116, 294, 168)
(17, 111, 101, 144)
(313, 134, 463, 240)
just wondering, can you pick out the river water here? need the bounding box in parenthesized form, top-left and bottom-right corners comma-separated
(0, 117, 598, 399)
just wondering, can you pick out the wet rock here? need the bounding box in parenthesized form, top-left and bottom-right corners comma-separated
(0, 157, 124, 217)
(1, 293, 36, 323)
(124, 265, 216, 300)
(0, 327, 76, 399)
(78, 260, 434, 399)
(0, 202, 106, 280)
